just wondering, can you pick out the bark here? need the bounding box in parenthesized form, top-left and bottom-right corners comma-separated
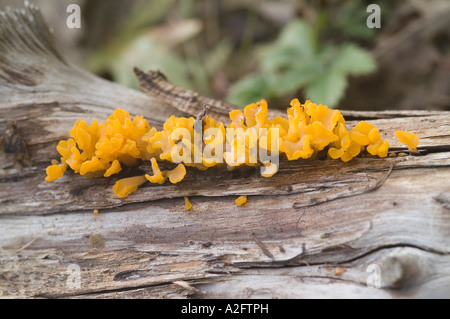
(1, 4, 449, 299)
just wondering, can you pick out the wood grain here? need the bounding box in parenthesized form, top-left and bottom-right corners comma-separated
(1, 3, 449, 299)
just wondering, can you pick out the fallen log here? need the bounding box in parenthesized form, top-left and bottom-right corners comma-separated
(1, 3, 449, 299)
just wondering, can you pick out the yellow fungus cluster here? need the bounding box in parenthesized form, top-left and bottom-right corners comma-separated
(45, 109, 149, 182)
(328, 120, 389, 162)
(45, 99, 419, 199)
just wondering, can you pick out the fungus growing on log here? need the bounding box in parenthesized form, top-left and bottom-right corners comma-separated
(46, 99, 418, 198)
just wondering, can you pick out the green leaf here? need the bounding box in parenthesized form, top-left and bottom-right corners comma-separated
(259, 46, 303, 72)
(277, 19, 316, 57)
(331, 44, 376, 75)
(305, 71, 348, 107)
(258, 18, 316, 72)
(275, 60, 324, 95)
(227, 75, 272, 106)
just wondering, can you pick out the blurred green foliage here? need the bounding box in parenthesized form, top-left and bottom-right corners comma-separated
(83, 0, 378, 109)
(335, 1, 378, 40)
(85, 0, 233, 96)
(85, 0, 192, 89)
(228, 19, 376, 107)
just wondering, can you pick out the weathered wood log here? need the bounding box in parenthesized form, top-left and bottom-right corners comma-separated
(1, 4, 449, 299)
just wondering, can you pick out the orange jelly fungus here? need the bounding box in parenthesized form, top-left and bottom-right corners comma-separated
(46, 99, 404, 198)
(166, 164, 187, 184)
(112, 175, 147, 198)
(145, 158, 166, 184)
(45, 160, 68, 181)
(93, 209, 99, 216)
(184, 196, 192, 210)
(235, 195, 248, 206)
(395, 131, 419, 152)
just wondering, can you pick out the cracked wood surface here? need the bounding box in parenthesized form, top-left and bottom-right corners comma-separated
(1, 4, 450, 299)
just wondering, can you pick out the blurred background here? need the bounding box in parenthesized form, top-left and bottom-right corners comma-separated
(1, 0, 450, 111)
